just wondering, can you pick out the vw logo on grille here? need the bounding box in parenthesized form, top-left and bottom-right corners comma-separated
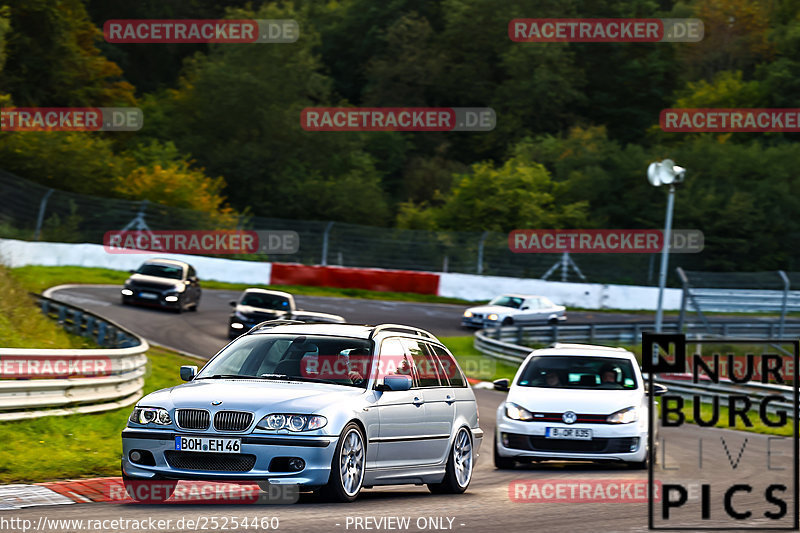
(562, 411, 577, 424)
(211, 400, 223, 406)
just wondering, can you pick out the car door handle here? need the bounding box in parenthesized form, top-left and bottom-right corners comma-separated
(445, 395, 455, 404)
(412, 397, 424, 406)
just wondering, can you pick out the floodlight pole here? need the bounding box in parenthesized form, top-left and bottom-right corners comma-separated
(654, 184, 675, 332)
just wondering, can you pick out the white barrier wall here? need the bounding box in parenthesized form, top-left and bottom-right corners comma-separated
(438, 272, 682, 310)
(0, 239, 271, 285)
(0, 238, 681, 310)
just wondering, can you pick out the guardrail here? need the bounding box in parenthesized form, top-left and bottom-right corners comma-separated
(473, 327, 796, 416)
(474, 321, 800, 363)
(652, 374, 794, 416)
(0, 295, 148, 421)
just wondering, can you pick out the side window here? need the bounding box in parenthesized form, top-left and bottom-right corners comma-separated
(378, 337, 417, 387)
(403, 339, 441, 387)
(430, 344, 466, 388)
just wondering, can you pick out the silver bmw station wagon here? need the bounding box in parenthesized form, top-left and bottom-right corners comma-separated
(121, 322, 483, 502)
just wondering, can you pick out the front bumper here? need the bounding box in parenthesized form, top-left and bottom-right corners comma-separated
(123, 290, 182, 309)
(494, 418, 647, 463)
(122, 428, 337, 487)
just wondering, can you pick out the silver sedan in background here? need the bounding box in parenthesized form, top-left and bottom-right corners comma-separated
(462, 294, 567, 328)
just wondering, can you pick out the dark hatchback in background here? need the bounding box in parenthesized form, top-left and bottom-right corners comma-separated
(121, 258, 201, 313)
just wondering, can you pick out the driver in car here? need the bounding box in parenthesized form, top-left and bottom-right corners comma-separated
(599, 363, 620, 385)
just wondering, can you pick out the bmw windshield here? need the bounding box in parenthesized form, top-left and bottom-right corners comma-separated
(197, 334, 375, 388)
(488, 296, 524, 308)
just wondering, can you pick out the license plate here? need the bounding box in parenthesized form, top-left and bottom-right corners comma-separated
(175, 436, 241, 453)
(545, 427, 592, 440)
(139, 292, 158, 300)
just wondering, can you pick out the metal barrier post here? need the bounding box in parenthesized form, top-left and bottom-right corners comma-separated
(778, 270, 790, 338)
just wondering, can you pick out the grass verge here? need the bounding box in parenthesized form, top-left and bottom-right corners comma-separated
(440, 336, 520, 382)
(0, 346, 196, 484)
(0, 265, 95, 349)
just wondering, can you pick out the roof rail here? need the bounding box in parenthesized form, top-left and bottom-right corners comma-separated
(368, 324, 436, 340)
(250, 319, 307, 332)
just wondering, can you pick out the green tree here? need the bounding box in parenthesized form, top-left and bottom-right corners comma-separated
(0, 0, 134, 106)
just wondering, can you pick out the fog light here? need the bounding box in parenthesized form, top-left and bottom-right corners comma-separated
(130, 451, 142, 463)
(165, 295, 179, 302)
(288, 458, 305, 471)
(501, 433, 509, 447)
(121, 289, 133, 296)
(231, 322, 244, 329)
(630, 437, 640, 452)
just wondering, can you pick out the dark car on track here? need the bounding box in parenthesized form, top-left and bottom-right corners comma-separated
(121, 258, 201, 313)
(228, 288, 345, 339)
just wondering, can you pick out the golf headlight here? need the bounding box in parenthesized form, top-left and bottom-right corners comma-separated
(505, 402, 534, 421)
(256, 414, 327, 432)
(130, 407, 172, 426)
(463, 310, 473, 318)
(607, 406, 638, 424)
(488, 313, 499, 321)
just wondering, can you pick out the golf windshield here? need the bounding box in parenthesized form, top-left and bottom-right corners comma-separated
(517, 356, 638, 390)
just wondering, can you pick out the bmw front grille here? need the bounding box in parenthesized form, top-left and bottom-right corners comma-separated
(176, 408, 211, 430)
(213, 410, 254, 432)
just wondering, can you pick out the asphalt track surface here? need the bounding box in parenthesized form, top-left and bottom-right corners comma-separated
(12, 285, 797, 532)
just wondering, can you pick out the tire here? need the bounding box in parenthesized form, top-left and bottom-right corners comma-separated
(501, 317, 514, 327)
(548, 318, 559, 325)
(122, 473, 177, 503)
(493, 434, 516, 470)
(428, 427, 474, 494)
(320, 422, 365, 502)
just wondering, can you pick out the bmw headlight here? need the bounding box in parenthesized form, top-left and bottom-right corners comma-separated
(129, 406, 172, 426)
(463, 310, 473, 318)
(488, 313, 499, 321)
(607, 406, 638, 424)
(504, 402, 534, 421)
(256, 414, 327, 432)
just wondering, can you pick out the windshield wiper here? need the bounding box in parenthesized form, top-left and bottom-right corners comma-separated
(260, 373, 361, 387)
(196, 374, 259, 380)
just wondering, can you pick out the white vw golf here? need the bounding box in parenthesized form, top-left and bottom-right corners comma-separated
(493, 343, 666, 469)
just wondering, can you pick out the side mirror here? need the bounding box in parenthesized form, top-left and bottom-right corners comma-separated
(229, 300, 237, 307)
(647, 383, 668, 396)
(493, 378, 510, 392)
(383, 375, 412, 392)
(180, 365, 198, 381)
(129, 269, 136, 274)
(521, 306, 529, 310)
